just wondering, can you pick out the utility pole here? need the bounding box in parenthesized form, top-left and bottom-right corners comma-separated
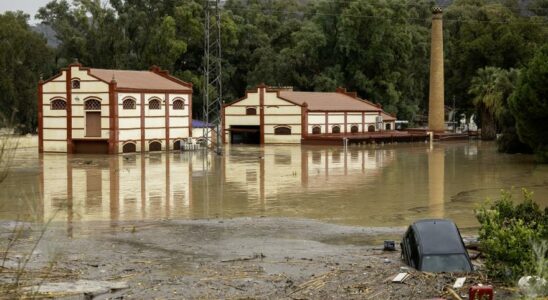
(203, 0, 223, 155)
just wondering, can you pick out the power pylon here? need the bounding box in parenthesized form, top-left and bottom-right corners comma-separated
(202, 0, 223, 155)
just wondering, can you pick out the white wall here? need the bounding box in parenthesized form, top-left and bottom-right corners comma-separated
(224, 88, 303, 144)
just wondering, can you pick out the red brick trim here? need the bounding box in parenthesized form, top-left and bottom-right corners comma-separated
(115, 88, 191, 93)
(38, 79, 44, 153)
(108, 79, 118, 154)
(140, 93, 145, 153)
(224, 113, 301, 117)
(165, 92, 170, 150)
(188, 93, 193, 137)
(344, 112, 348, 134)
(259, 86, 265, 145)
(149, 65, 193, 89)
(224, 87, 261, 106)
(66, 67, 73, 153)
(302, 102, 308, 138)
(42, 72, 64, 84)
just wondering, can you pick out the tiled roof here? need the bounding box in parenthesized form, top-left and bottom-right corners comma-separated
(278, 91, 382, 112)
(89, 68, 191, 91)
(381, 112, 397, 121)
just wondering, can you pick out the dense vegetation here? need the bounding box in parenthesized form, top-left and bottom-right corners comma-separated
(476, 189, 547, 286)
(0, 0, 546, 157)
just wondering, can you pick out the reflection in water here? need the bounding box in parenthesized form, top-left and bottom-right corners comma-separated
(1, 142, 547, 233)
(428, 146, 445, 218)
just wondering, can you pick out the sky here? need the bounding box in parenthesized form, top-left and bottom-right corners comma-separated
(0, 0, 52, 24)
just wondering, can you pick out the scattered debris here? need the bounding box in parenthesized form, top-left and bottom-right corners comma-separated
(392, 272, 410, 283)
(518, 275, 547, 295)
(383, 240, 396, 251)
(469, 285, 494, 300)
(25, 280, 129, 298)
(446, 287, 463, 300)
(453, 277, 466, 288)
(221, 253, 266, 263)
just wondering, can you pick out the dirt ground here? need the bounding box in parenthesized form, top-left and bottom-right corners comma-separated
(0, 217, 516, 299)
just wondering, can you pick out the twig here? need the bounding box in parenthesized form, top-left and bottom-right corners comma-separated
(221, 253, 265, 263)
(446, 287, 463, 300)
(221, 283, 245, 291)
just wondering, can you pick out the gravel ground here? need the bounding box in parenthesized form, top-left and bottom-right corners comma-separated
(0, 218, 515, 299)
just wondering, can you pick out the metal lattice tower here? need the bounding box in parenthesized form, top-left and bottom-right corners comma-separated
(202, 0, 223, 155)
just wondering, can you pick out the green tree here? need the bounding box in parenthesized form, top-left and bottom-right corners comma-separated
(509, 45, 548, 162)
(0, 12, 54, 133)
(445, 0, 547, 112)
(468, 67, 511, 139)
(142, 16, 187, 70)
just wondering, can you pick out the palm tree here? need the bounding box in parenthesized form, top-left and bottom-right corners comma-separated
(468, 67, 516, 140)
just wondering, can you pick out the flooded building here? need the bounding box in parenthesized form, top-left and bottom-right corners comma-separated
(222, 85, 396, 144)
(38, 62, 193, 154)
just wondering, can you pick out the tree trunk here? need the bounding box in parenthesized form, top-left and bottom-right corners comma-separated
(480, 106, 496, 140)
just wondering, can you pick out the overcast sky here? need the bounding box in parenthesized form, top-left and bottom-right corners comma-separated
(0, 0, 52, 24)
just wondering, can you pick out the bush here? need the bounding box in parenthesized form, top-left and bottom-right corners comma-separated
(509, 45, 548, 162)
(475, 189, 547, 283)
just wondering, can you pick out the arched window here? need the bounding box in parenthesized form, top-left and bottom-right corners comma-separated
(274, 126, 291, 135)
(84, 99, 101, 110)
(149, 99, 161, 110)
(246, 107, 257, 115)
(50, 99, 67, 110)
(173, 140, 181, 150)
(173, 99, 184, 110)
(351, 125, 359, 133)
(122, 142, 136, 153)
(332, 125, 341, 134)
(385, 123, 392, 130)
(312, 126, 321, 134)
(368, 125, 375, 132)
(149, 141, 162, 151)
(71, 79, 80, 89)
(122, 98, 136, 110)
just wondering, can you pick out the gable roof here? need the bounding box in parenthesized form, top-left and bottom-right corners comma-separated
(381, 111, 397, 121)
(278, 91, 382, 112)
(89, 68, 192, 92)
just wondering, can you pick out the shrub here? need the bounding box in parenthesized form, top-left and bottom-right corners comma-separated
(475, 189, 547, 283)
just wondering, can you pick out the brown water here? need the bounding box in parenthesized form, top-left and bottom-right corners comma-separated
(1, 141, 547, 232)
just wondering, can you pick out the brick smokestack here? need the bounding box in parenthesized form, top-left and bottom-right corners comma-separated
(428, 7, 445, 132)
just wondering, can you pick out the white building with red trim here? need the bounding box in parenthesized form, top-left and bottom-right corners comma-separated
(222, 85, 396, 145)
(38, 63, 193, 154)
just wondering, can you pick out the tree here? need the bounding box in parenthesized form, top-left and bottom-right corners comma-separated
(0, 12, 54, 133)
(509, 45, 548, 162)
(445, 0, 547, 112)
(468, 66, 511, 139)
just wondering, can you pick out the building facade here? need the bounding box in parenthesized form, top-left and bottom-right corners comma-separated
(222, 85, 396, 144)
(38, 63, 192, 154)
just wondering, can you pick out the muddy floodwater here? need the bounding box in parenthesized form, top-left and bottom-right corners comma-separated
(1, 140, 547, 233)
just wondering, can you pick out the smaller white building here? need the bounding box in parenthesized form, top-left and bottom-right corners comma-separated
(38, 63, 193, 154)
(223, 85, 396, 144)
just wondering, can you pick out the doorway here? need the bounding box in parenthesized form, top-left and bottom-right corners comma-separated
(230, 126, 260, 144)
(86, 112, 101, 137)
